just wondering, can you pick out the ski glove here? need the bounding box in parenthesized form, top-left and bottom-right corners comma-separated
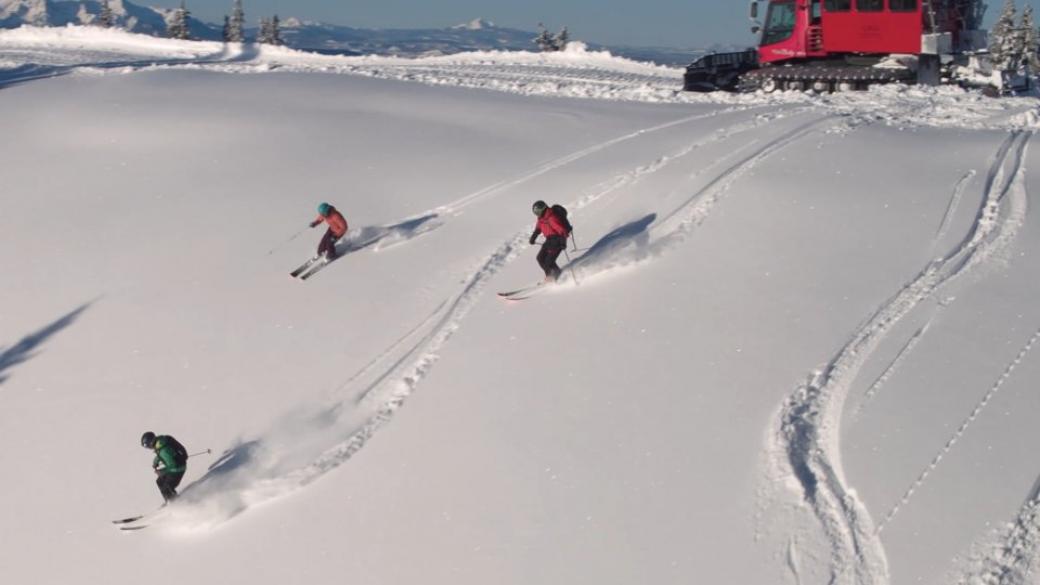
(529, 230, 540, 245)
(309, 220, 320, 228)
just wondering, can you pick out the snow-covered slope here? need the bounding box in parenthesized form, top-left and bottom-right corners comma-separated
(3, 26, 1040, 585)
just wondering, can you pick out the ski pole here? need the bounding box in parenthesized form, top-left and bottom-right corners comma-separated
(265, 228, 306, 256)
(562, 249, 580, 286)
(570, 231, 578, 251)
(187, 449, 212, 458)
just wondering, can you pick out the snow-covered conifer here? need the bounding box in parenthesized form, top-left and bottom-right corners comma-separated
(270, 14, 282, 46)
(1020, 5, 1040, 70)
(534, 23, 556, 52)
(98, 0, 114, 28)
(228, 0, 245, 43)
(167, 1, 191, 40)
(990, 0, 1019, 70)
(554, 26, 569, 50)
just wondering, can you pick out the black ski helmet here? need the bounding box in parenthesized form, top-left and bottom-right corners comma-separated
(532, 200, 548, 216)
(141, 431, 157, 449)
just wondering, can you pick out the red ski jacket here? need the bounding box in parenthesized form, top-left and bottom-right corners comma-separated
(313, 208, 348, 237)
(534, 207, 569, 239)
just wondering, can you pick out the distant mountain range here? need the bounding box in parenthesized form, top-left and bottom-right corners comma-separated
(0, 1, 723, 65)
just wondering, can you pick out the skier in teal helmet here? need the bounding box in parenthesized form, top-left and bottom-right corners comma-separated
(309, 202, 348, 261)
(141, 431, 188, 503)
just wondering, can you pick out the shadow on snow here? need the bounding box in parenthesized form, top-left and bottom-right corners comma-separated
(330, 213, 442, 258)
(563, 213, 657, 280)
(0, 302, 91, 385)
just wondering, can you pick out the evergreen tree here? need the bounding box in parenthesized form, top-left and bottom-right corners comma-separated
(222, 15, 230, 41)
(258, 17, 271, 44)
(228, 0, 245, 43)
(271, 14, 283, 46)
(990, 0, 1018, 70)
(98, 0, 114, 28)
(1020, 5, 1040, 70)
(167, 1, 191, 40)
(534, 23, 556, 52)
(555, 26, 569, 50)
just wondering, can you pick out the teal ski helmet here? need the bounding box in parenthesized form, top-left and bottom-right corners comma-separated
(532, 200, 548, 216)
(317, 202, 331, 216)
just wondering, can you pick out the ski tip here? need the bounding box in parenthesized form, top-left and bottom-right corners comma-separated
(112, 515, 145, 524)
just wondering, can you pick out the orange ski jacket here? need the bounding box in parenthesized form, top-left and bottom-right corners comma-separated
(313, 208, 348, 237)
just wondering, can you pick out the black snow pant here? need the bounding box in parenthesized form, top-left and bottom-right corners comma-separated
(537, 235, 567, 281)
(157, 471, 185, 502)
(317, 229, 340, 259)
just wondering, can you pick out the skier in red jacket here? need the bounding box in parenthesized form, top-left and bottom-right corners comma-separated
(529, 200, 570, 282)
(309, 202, 348, 261)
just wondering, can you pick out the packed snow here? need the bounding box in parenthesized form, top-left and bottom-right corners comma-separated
(3, 26, 1040, 585)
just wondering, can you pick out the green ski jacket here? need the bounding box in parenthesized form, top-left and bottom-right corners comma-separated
(152, 436, 187, 474)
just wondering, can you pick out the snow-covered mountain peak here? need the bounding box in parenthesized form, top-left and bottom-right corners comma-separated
(452, 17, 494, 30)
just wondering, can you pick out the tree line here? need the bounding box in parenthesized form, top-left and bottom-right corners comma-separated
(92, 1, 572, 52)
(93, 0, 283, 45)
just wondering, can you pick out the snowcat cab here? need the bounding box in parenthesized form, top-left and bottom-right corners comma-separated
(684, 0, 986, 92)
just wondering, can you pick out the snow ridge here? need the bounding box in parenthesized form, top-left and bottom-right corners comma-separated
(4, 26, 1039, 130)
(765, 130, 1032, 584)
(962, 492, 1040, 584)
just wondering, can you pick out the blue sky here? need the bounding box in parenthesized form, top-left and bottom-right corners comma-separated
(159, 0, 1033, 49)
(154, 0, 755, 47)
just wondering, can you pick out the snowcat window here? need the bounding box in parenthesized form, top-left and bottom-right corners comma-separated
(824, 0, 851, 11)
(762, 1, 797, 45)
(856, 0, 883, 11)
(889, 0, 917, 11)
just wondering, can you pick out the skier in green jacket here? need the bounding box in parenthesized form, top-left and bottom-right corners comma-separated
(141, 431, 188, 503)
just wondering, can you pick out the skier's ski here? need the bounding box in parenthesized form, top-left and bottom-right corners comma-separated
(112, 506, 170, 531)
(112, 513, 155, 530)
(119, 524, 149, 532)
(290, 256, 321, 279)
(497, 282, 548, 300)
(299, 257, 332, 280)
(112, 515, 145, 525)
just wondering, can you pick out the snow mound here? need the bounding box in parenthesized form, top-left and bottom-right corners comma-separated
(0, 23, 221, 55)
(1, 25, 1039, 130)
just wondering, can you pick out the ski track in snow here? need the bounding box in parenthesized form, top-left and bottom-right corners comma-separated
(849, 318, 934, 421)
(887, 326, 1040, 534)
(435, 103, 777, 216)
(151, 104, 829, 531)
(763, 129, 1032, 585)
(956, 329, 1040, 585)
(935, 170, 979, 245)
(552, 114, 844, 287)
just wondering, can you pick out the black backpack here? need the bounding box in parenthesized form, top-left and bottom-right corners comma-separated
(551, 204, 573, 235)
(164, 435, 189, 466)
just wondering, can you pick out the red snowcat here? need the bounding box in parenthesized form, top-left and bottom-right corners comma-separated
(684, 0, 986, 92)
